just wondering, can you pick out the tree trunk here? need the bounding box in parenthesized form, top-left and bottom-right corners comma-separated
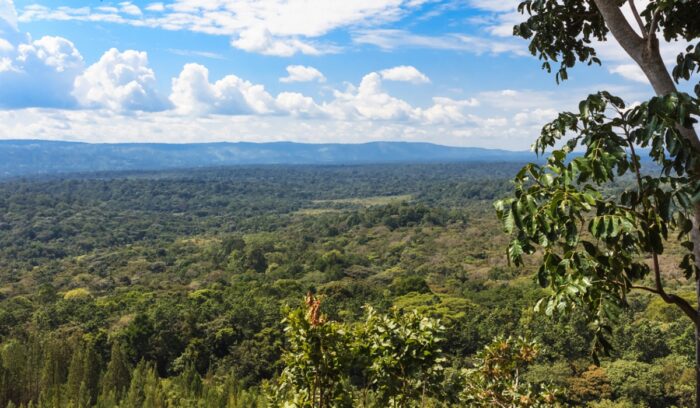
(591, 1, 700, 406)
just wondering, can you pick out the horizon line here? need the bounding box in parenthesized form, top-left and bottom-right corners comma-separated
(0, 138, 534, 153)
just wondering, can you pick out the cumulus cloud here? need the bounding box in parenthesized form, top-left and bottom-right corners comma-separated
(275, 92, 323, 117)
(17, 35, 83, 72)
(280, 65, 326, 83)
(0, 35, 84, 108)
(420, 97, 480, 124)
(170, 63, 275, 115)
(318, 70, 479, 123)
(325, 72, 417, 121)
(0, 1, 87, 108)
(73, 48, 167, 112)
(379, 65, 430, 83)
(167, 62, 484, 125)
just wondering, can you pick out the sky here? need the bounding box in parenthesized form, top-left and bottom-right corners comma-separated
(0, 0, 685, 149)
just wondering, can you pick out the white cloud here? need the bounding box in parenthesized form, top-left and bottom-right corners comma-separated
(484, 11, 522, 37)
(230, 28, 328, 56)
(1, 76, 647, 150)
(20, 5, 131, 26)
(0, 35, 83, 108)
(477, 89, 558, 111)
(161, 0, 414, 37)
(0, 104, 548, 150)
(0, 56, 15, 72)
(169, 63, 486, 125)
(275, 92, 323, 117)
(420, 97, 480, 124)
(353, 29, 527, 56)
(513, 108, 558, 126)
(168, 63, 468, 123)
(325, 72, 417, 121)
(468, 0, 518, 13)
(280, 65, 326, 83)
(170, 63, 275, 115)
(0, 0, 17, 30)
(168, 48, 225, 60)
(119, 2, 142, 16)
(379, 65, 430, 83)
(609, 64, 648, 83)
(0, 3, 85, 108)
(17, 35, 83, 72)
(96, 6, 119, 14)
(73, 48, 166, 112)
(0, 37, 13, 52)
(1, 0, 677, 151)
(18, 0, 425, 56)
(145, 3, 165, 12)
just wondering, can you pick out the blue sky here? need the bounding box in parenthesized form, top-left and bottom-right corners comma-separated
(0, 0, 678, 149)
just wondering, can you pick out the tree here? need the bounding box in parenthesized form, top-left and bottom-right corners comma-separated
(66, 339, 101, 407)
(357, 306, 446, 408)
(495, 0, 700, 404)
(276, 293, 352, 408)
(123, 360, 167, 408)
(101, 342, 132, 400)
(461, 336, 559, 407)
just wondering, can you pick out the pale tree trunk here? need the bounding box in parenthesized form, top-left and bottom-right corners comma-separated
(592, 0, 700, 406)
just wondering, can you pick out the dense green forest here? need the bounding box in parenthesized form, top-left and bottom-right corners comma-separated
(0, 163, 694, 407)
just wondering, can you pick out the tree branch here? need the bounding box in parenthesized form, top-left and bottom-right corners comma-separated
(592, 0, 644, 61)
(593, 0, 700, 152)
(652, 253, 699, 326)
(631, 285, 660, 294)
(627, 0, 647, 39)
(623, 133, 699, 324)
(648, 8, 661, 42)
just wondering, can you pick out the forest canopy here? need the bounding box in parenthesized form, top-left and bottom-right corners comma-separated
(0, 163, 693, 407)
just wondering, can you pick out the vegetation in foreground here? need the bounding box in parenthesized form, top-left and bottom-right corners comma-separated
(499, 0, 700, 405)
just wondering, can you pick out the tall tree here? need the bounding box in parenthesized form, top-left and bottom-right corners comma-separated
(101, 342, 132, 400)
(496, 0, 700, 404)
(67, 340, 101, 407)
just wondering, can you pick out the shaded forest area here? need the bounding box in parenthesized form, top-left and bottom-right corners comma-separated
(0, 163, 693, 407)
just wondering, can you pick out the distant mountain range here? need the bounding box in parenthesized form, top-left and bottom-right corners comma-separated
(0, 140, 538, 178)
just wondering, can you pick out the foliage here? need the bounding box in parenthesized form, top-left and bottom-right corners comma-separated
(461, 336, 559, 407)
(276, 294, 352, 408)
(497, 0, 700, 364)
(514, 0, 700, 82)
(358, 306, 446, 407)
(276, 295, 446, 408)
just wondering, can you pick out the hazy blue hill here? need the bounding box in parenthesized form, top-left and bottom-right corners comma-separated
(0, 140, 537, 178)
